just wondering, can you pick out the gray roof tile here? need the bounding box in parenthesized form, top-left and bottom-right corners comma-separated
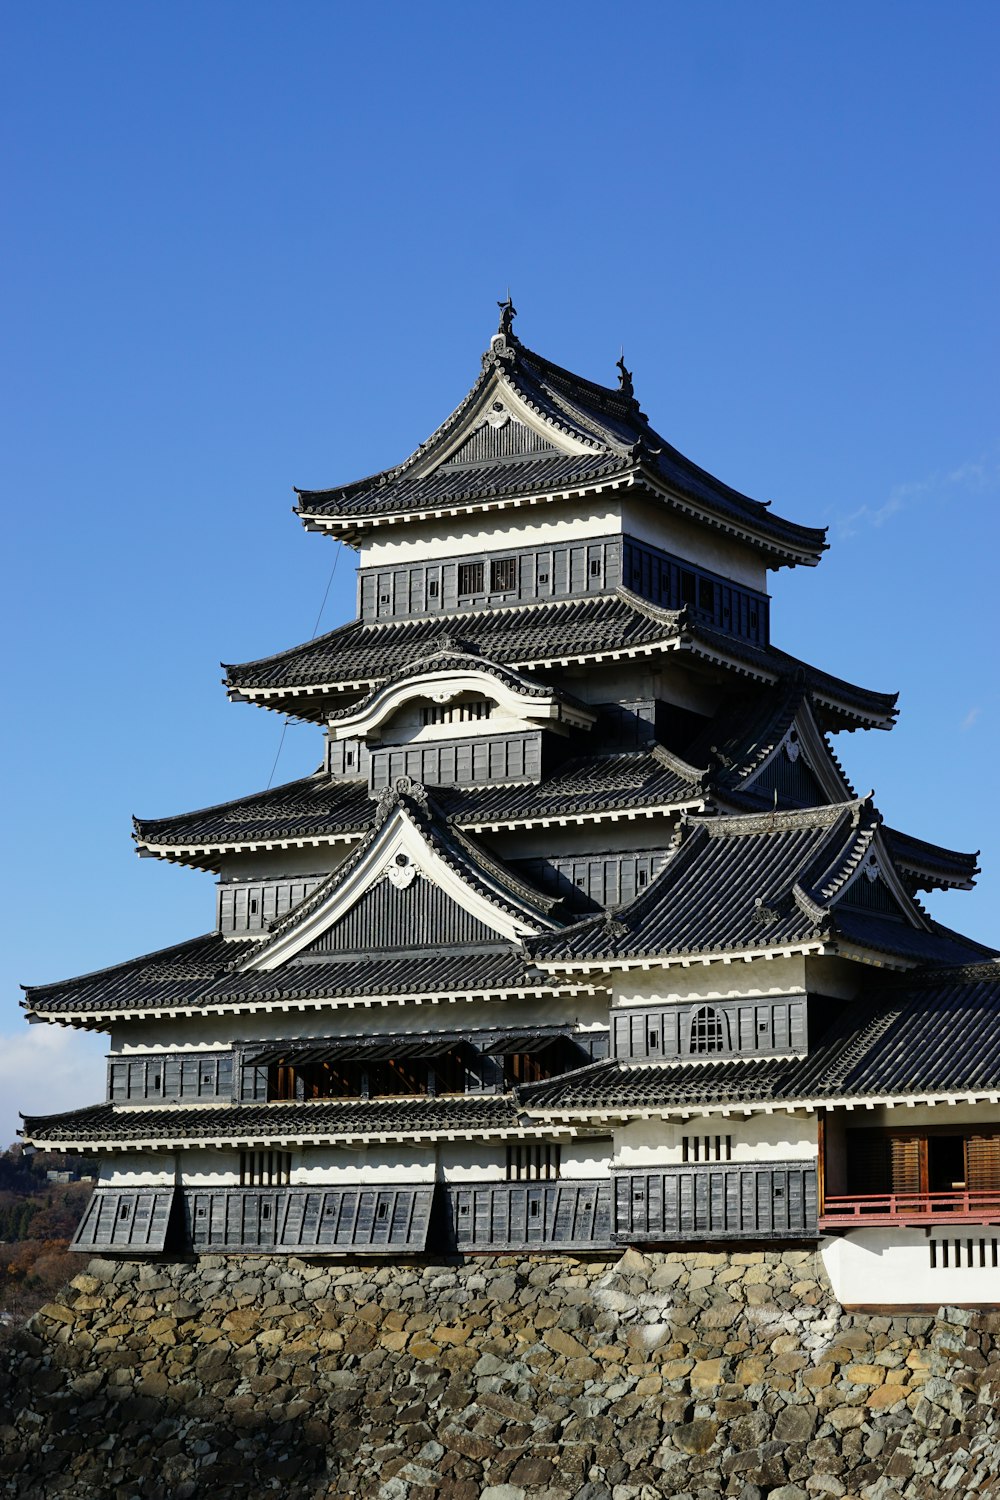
(22, 1094, 521, 1145)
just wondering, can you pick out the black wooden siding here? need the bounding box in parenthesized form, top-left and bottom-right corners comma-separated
(183, 1186, 433, 1253)
(446, 419, 556, 466)
(71, 1188, 176, 1252)
(357, 533, 769, 645)
(326, 738, 371, 780)
(359, 536, 622, 621)
(621, 537, 770, 646)
(613, 1163, 818, 1240)
(108, 1052, 234, 1103)
(749, 751, 825, 808)
(514, 851, 670, 915)
(305, 876, 500, 953)
(370, 732, 543, 790)
(449, 1180, 613, 1251)
(218, 876, 327, 936)
(610, 996, 808, 1062)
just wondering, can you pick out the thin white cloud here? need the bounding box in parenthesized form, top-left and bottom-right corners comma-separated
(0, 1025, 106, 1150)
(961, 707, 982, 732)
(836, 455, 999, 541)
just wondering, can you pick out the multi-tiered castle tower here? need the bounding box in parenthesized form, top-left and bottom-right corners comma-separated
(22, 305, 1000, 1305)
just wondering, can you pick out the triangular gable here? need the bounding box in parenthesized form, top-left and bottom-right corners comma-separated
(302, 876, 502, 955)
(444, 412, 560, 467)
(829, 830, 931, 929)
(741, 697, 854, 807)
(243, 799, 550, 973)
(409, 373, 599, 478)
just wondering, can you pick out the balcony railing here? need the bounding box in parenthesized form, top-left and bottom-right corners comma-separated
(820, 1190, 1000, 1227)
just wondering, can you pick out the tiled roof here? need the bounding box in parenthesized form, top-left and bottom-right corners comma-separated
(518, 961, 1000, 1112)
(529, 800, 992, 970)
(223, 590, 897, 732)
(294, 335, 826, 567)
(201, 951, 540, 1004)
(22, 933, 255, 1017)
(134, 774, 372, 854)
(21, 1094, 522, 1147)
(446, 747, 703, 827)
(884, 826, 980, 893)
(301, 452, 632, 519)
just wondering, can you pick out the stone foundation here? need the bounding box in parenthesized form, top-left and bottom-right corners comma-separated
(2, 1249, 999, 1499)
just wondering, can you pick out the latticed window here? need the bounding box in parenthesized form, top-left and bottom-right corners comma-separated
(689, 1005, 727, 1054)
(490, 557, 517, 593)
(457, 561, 484, 596)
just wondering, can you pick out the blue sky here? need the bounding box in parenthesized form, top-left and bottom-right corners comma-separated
(2, 2, 998, 1147)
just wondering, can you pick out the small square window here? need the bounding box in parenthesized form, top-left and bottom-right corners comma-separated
(428, 580, 439, 598)
(529, 1200, 540, 1218)
(589, 558, 601, 577)
(376, 1202, 389, 1221)
(538, 571, 549, 584)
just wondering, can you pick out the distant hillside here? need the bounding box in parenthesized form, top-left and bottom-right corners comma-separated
(0, 1145, 96, 1329)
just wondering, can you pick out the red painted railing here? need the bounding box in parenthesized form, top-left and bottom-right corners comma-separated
(820, 1190, 1000, 1226)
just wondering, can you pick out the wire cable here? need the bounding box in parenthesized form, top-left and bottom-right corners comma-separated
(266, 548, 341, 789)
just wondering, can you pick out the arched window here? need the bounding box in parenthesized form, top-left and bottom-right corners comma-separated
(689, 1005, 727, 1054)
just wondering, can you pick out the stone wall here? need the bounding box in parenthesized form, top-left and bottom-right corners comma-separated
(1, 1248, 998, 1500)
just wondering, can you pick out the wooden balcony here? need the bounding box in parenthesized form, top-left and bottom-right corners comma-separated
(820, 1189, 1000, 1228)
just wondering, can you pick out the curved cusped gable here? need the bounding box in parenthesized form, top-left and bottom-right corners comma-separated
(328, 650, 595, 742)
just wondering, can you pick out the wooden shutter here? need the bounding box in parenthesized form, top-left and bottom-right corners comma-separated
(967, 1133, 1000, 1192)
(889, 1135, 923, 1194)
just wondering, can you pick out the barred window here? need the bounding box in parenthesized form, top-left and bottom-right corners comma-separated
(689, 1005, 727, 1054)
(490, 557, 517, 593)
(682, 1134, 732, 1164)
(506, 1144, 560, 1181)
(420, 699, 491, 727)
(240, 1150, 292, 1186)
(457, 561, 484, 596)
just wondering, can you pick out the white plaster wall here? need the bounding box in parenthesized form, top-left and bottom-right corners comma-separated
(176, 1150, 243, 1187)
(614, 1112, 818, 1167)
(111, 993, 610, 1053)
(439, 1140, 509, 1183)
(292, 1145, 437, 1185)
(612, 956, 809, 1007)
(358, 494, 770, 594)
(621, 496, 768, 591)
(803, 956, 866, 1001)
(486, 822, 678, 861)
(98, 1154, 176, 1187)
(359, 501, 624, 569)
(560, 1141, 613, 1178)
(821, 1227, 1000, 1308)
(559, 661, 721, 716)
(220, 844, 357, 881)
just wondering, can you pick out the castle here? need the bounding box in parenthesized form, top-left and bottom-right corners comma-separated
(22, 303, 1000, 1306)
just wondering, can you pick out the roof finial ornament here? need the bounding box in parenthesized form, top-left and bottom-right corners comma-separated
(616, 349, 635, 401)
(497, 292, 517, 340)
